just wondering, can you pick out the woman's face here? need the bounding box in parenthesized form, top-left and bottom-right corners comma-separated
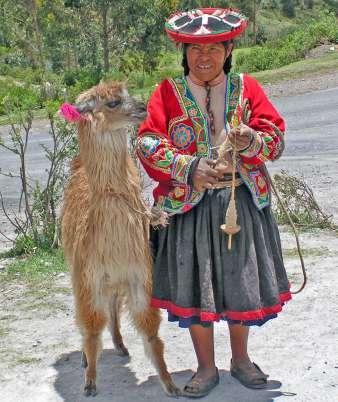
(186, 42, 232, 82)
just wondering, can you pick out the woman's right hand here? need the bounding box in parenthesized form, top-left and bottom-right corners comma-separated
(192, 158, 228, 192)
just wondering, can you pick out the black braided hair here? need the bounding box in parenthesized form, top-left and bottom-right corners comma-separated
(181, 41, 233, 76)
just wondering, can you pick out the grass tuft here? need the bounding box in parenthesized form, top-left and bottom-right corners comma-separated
(283, 246, 331, 258)
(0, 249, 67, 285)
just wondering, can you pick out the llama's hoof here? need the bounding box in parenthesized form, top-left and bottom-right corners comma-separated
(84, 381, 97, 397)
(164, 381, 182, 398)
(114, 343, 129, 356)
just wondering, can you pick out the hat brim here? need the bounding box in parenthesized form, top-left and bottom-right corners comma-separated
(165, 8, 248, 44)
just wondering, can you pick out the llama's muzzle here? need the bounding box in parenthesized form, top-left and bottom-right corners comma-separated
(129, 100, 147, 119)
(122, 97, 147, 120)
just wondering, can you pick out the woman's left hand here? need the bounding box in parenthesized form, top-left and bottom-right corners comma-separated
(228, 123, 254, 151)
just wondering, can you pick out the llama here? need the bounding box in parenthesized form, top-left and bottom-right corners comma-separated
(61, 81, 180, 397)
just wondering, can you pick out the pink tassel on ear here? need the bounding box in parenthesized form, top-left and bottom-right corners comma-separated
(59, 103, 82, 122)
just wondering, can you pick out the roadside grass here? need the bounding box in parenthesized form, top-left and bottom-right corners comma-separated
(16, 356, 42, 365)
(0, 249, 71, 319)
(0, 314, 16, 321)
(18, 299, 70, 314)
(0, 347, 42, 368)
(282, 246, 331, 258)
(0, 323, 10, 337)
(0, 248, 67, 286)
(253, 52, 338, 84)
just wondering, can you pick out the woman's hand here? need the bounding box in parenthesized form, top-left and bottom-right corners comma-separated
(192, 158, 228, 192)
(228, 123, 255, 151)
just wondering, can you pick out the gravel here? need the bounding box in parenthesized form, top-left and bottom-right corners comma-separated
(263, 70, 338, 99)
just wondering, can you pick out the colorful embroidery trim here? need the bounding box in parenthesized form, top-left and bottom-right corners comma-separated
(172, 78, 211, 158)
(171, 154, 195, 183)
(239, 132, 262, 158)
(226, 72, 242, 127)
(138, 135, 161, 158)
(171, 123, 195, 149)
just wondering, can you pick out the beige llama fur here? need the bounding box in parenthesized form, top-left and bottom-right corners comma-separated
(61, 81, 180, 397)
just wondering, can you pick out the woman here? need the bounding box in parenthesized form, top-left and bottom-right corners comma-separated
(137, 8, 291, 398)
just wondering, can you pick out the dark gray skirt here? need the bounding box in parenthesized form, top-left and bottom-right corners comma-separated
(150, 184, 291, 327)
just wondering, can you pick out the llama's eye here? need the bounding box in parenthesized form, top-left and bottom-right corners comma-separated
(106, 100, 121, 109)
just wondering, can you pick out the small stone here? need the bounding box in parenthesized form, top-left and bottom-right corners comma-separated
(57, 273, 66, 278)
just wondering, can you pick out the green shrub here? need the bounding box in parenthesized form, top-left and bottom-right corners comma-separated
(0, 65, 41, 84)
(4, 234, 37, 257)
(0, 46, 10, 58)
(235, 11, 338, 73)
(0, 84, 42, 115)
(63, 67, 102, 101)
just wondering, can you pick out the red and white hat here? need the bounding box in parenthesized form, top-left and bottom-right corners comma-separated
(165, 8, 248, 44)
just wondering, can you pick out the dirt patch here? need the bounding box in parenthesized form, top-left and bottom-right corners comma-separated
(305, 43, 337, 59)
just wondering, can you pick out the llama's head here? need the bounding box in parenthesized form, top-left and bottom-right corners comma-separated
(73, 80, 146, 136)
(65, 81, 146, 183)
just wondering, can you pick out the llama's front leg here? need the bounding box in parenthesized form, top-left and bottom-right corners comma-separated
(77, 301, 107, 397)
(108, 293, 129, 356)
(131, 306, 181, 397)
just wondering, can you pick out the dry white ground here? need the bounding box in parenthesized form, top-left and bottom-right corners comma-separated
(1, 228, 338, 402)
(0, 71, 338, 402)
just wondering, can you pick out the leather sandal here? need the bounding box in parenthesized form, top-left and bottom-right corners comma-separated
(230, 359, 268, 389)
(183, 367, 220, 398)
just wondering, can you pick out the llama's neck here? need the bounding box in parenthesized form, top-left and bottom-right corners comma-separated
(80, 127, 140, 195)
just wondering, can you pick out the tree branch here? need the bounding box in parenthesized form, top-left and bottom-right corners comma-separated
(0, 191, 22, 231)
(0, 227, 15, 242)
(0, 170, 21, 179)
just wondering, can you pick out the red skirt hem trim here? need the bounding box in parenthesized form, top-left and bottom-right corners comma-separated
(151, 291, 292, 322)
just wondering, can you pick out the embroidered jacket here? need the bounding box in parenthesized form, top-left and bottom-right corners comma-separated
(137, 73, 285, 215)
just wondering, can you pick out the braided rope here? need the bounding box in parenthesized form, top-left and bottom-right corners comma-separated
(205, 84, 216, 137)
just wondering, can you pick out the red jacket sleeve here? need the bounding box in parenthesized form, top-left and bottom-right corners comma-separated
(238, 74, 285, 168)
(136, 80, 196, 183)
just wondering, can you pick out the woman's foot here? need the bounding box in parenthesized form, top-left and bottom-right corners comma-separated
(183, 366, 219, 398)
(230, 359, 268, 389)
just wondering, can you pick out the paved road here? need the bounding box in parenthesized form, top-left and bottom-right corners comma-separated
(268, 86, 338, 221)
(0, 119, 53, 209)
(1, 86, 338, 243)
